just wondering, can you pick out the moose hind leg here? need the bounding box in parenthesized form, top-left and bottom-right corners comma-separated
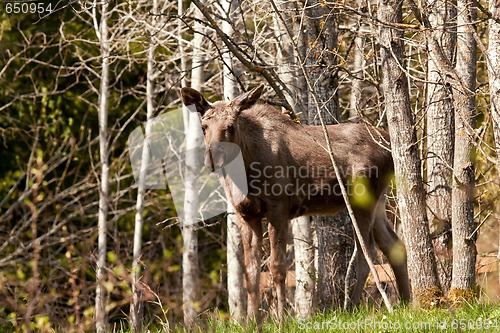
(239, 216, 263, 323)
(349, 233, 376, 307)
(347, 208, 376, 307)
(373, 216, 411, 302)
(267, 216, 289, 322)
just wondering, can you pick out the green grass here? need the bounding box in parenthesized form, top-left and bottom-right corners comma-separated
(3, 302, 498, 332)
(170, 302, 500, 333)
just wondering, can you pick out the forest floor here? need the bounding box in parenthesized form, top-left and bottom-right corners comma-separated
(163, 301, 500, 333)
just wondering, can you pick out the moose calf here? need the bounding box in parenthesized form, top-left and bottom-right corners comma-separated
(181, 85, 411, 324)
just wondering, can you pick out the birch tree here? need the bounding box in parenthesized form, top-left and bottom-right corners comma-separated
(349, 0, 366, 121)
(487, 0, 500, 286)
(182, 6, 205, 328)
(425, 0, 456, 293)
(220, 0, 246, 321)
(450, 0, 477, 302)
(93, 0, 111, 330)
(378, 0, 442, 307)
(130, 0, 159, 330)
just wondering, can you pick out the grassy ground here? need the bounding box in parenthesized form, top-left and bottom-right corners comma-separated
(169, 302, 500, 333)
(3, 301, 499, 332)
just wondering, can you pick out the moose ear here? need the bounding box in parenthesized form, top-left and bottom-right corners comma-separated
(231, 84, 264, 111)
(180, 87, 211, 116)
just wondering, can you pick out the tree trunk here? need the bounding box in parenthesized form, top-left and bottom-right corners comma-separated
(220, 0, 246, 321)
(349, 33, 364, 122)
(182, 6, 205, 329)
(291, 216, 315, 317)
(305, 0, 339, 125)
(179, 0, 188, 126)
(304, 0, 354, 310)
(272, 0, 307, 114)
(94, 0, 110, 330)
(130, 0, 158, 330)
(487, 0, 500, 288)
(272, 0, 315, 318)
(378, 0, 442, 307)
(182, 115, 201, 330)
(449, 0, 477, 303)
(349, 0, 366, 121)
(425, 0, 456, 294)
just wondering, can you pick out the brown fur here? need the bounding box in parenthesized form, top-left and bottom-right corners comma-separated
(181, 85, 411, 323)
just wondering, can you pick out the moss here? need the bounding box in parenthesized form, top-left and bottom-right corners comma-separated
(413, 286, 445, 309)
(448, 286, 478, 307)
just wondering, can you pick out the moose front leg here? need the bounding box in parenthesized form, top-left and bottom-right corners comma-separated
(239, 216, 263, 324)
(268, 217, 289, 322)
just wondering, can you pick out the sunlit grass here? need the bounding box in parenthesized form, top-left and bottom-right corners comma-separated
(162, 301, 500, 333)
(2, 301, 498, 332)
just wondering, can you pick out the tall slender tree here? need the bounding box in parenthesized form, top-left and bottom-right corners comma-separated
(272, 0, 315, 317)
(130, 0, 159, 329)
(304, 0, 354, 309)
(93, 0, 111, 330)
(349, 0, 366, 121)
(182, 6, 205, 329)
(450, 0, 477, 302)
(220, 0, 246, 321)
(487, 0, 500, 286)
(425, 0, 456, 293)
(378, 0, 442, 307)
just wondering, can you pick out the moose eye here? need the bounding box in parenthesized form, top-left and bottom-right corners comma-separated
(226, 124, 235, 134)
(201, 125, 207, 133)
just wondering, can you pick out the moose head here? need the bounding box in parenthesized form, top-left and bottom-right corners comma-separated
(180, 85, 264, 171)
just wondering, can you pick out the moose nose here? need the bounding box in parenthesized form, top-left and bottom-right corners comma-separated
(205, 148, 215, 172)
(205, 144, 226, 172)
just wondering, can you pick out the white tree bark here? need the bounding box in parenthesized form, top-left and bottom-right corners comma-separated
(179, 0, 188, 125)
(93, 0, 110, 331)
(450, 0, 477, 298)
(220, 0, 246, 321)
(182, 5, 205, 329)
(182, 122, 201, 329)
(130, 0, 158, 330)
(349, 33, 364, 121)
(291, 216, 315, 318)
(349, 0, 366, 121)
(487, 0, 500, 287)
